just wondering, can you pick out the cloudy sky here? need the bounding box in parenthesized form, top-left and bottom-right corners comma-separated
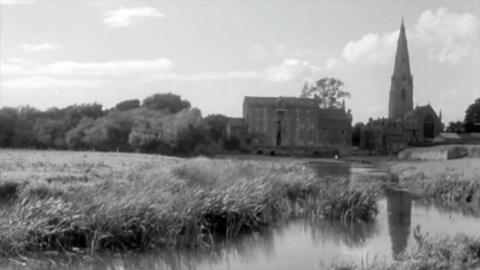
(1, 0, 479, 124)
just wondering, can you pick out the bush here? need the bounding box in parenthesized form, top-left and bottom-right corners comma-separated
(0, 181, 21, 202)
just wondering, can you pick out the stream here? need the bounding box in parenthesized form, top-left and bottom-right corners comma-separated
(2, 160, 480, 270)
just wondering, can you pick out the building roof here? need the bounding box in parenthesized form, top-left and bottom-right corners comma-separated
(244, 96, 319, 108)
(317, 108, 350, 122)
(226, 117, 246, 127)
(413, 104, 435, 114)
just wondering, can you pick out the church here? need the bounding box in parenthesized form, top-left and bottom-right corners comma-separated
(361, 18, 443, 154)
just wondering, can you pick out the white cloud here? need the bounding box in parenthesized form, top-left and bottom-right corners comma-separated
(324, 57, 342, 70)
(250, 45, 269, 61)
(342, 30, 398, 66)
(265, 59, 321, 82)
(1, 58, 173, 77)
(414, 7, 479, 65)
(22, 43, 62, 53)
(1, 76, 99, 89)
(341, 7, 479, 66)
(0, 0, 34, 5)
(104, 7, 164, 28)
(150, 71, 263, 81)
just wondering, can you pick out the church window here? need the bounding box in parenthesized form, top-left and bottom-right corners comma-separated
(401, 88, 406, 100)
(402, 75, 406, 81)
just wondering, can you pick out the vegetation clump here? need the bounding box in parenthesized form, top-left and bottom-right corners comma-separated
(0, 152, 380, 255)
(330, 228, 480, 270)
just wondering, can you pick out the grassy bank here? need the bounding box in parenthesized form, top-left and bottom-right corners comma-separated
(331, 229, 480, 270)
(0, 150, 379, 255)
(387, 157, 480, 213)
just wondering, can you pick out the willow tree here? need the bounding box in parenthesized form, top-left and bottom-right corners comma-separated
(301, 78, 351, 108)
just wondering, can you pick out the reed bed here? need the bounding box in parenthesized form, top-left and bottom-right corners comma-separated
(0, 151, 380, 255)
(388, 158, 480, 213)
(331, 227, 480, 270)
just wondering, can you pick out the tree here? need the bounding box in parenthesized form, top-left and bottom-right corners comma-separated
(115, 99, 140, 111)
(142, 93, 191, 113)
(63, 103, 104, 130)
(446, 121, 465, 133)
(33, 118, 67, 148)
(300, 78, 351, 108)
(464, 98, 480, 133)
(0, 107, 18, 147)
(82, 111, 135, 151)
(65, 117, 95, 150)
(352, 122, 365, 146)
(11, 106, 40, 148)
(129, 108, 208, 155)
(204, 114, 228, 144)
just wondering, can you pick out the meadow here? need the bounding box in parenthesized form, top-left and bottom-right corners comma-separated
(0, 150, 379, 255)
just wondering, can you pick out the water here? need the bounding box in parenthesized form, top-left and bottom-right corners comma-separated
(3, 161, 480, 270)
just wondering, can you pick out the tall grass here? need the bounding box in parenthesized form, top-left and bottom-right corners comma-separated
(0, 155, 379, 255)
(388, 158, 480, 214)
(330, 227, 480, 270)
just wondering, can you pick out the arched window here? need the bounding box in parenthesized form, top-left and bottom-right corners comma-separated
(401, 89, 406, 100)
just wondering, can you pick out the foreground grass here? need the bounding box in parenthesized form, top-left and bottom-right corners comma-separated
(331, 228, 480, 270)
(387, 158, 480, 213)
(0, 150, 379, 255)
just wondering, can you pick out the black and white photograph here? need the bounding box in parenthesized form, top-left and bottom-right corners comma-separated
(0, 0, 479, 269)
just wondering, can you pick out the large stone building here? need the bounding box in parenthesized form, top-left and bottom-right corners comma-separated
(361, 19, 443, 154)
(227, 96, 352, 155)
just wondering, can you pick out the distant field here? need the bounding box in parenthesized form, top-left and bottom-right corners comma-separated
(0, 150, 181, 184)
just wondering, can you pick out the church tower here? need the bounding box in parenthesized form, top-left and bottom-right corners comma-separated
(388, 18, 413, 120)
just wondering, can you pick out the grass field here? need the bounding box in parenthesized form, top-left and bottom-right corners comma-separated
(0, 150, 379, 255)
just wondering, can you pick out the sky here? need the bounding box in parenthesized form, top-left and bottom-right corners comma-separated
(1, 0, 479, 124)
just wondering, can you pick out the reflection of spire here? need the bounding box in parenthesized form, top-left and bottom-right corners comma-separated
(386, 188, 412, 259)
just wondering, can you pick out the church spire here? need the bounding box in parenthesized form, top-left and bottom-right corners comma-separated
(393, 18, 411, 76)
(388, 18, 414, 120)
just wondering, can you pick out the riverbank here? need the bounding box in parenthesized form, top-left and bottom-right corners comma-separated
(332, 230, 480, 270)
(0, 150, 379, 256)
(386, 156, 480, 213)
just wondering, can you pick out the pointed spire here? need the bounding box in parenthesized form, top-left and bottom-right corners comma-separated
(301, 81, 309, 98)
(393, 18, 411, 76)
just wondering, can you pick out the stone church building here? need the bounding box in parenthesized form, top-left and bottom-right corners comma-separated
(361, 19, 442, 154)
(227, 96, 352, 155)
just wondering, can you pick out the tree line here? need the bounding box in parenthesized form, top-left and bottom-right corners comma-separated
(0, 93, 232, 156)
(446, 98, 480, 133)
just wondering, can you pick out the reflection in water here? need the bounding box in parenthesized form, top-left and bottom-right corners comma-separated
(306, 219, 378, 247)
(309, 162, 351, 177)
(386, 188, 412, 258)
